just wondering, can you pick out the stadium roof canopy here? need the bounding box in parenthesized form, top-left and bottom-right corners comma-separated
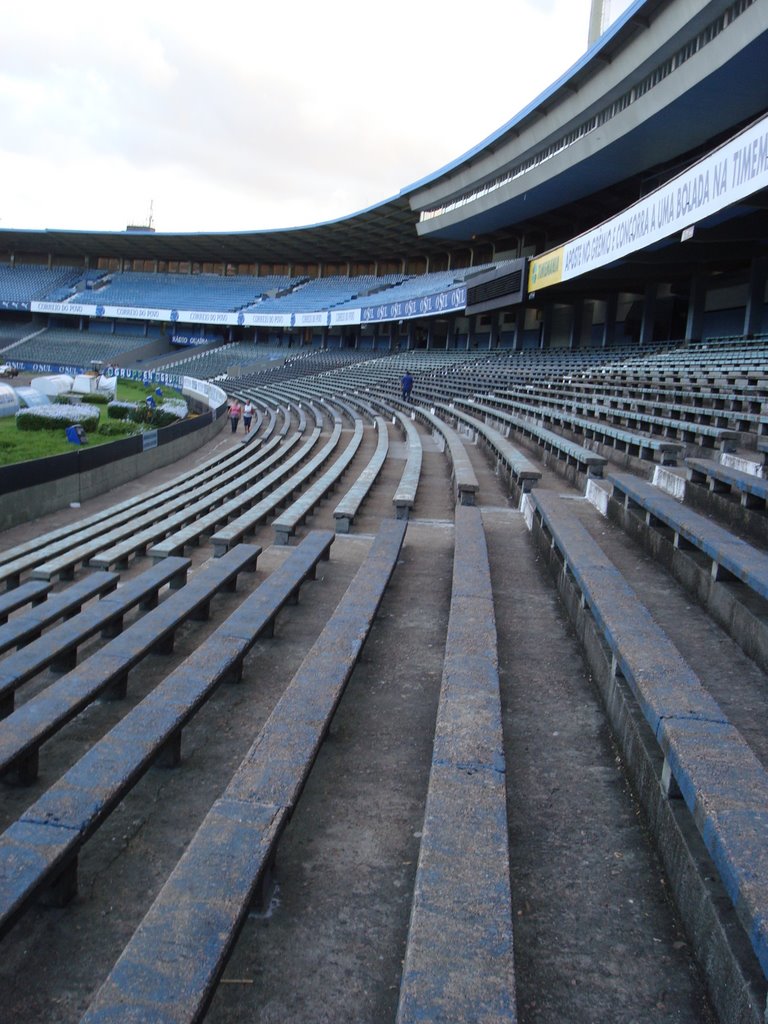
(1, 0, 766, 277)
(0, 194, 422, 266)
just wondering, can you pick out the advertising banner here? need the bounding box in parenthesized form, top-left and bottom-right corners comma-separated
(360, 286, 467, 324)
(527, 247, 564, 293)
(529, 112, 768, 290)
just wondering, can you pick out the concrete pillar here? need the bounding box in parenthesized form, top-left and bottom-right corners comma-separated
(488, 315, 498, 351)
(569, 299, 584, 351)
(602, 293, 618, 349)
(539, 305, 552, 350)
(639, 283, 658, 347)
(512, 305, 525, 351)
(685, 275, 706, 342)
(744, 257, 767, 337)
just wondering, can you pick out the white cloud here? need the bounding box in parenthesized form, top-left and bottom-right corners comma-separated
(0, 0, 596, 233)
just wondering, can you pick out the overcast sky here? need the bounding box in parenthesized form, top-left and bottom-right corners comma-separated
(0, 0, 633, 235)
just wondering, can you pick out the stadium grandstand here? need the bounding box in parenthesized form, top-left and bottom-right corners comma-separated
(0, 1, 767, 1023)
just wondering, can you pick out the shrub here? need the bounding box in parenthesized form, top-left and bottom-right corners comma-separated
(107, 401, 138, 421)
(80, 393, 110, 406)
(97, 420, 139, 437)
(16, 404, 100, 432)
(107, 399, 185, 425)
(160, 399, 188, 419)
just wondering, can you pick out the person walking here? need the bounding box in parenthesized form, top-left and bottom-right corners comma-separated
(229, 400, 242, 433)
(401, 371, 414, 401)
(242, 400, 255, 434)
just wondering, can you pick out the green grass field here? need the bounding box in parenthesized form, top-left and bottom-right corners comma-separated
(0, 380, 185, 466)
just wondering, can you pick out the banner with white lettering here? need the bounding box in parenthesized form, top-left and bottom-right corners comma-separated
(32, 285, 468, 326)
(360, 286, 467, 324)
(330, 309, 362, 326)
(241, 312, 292, 328)
(550, 112, 768, 285)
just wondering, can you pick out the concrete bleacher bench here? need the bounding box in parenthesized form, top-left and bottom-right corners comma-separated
(481, 393, 686, 467)
(27, 496, 199, 582)
(0, 426, 267, 589)
(207, 425, 344, 556)
(0, 571, 119, 658)
(527, 488, 768, 988)
(388, 407, 423, 520)
(397, 503, 515, 1023)
(686, 457, 768, 510)
(607, 470, 768, 672)
(460, 398, 607, 481)
(273, 418, 364, 544)
(0, 558, 189, 718)
(608, 471, 768, 598)
(439, 402, 541, 500)
(0, 530, 334, 939)
(26, 434, 287, 580)
(333, 415, 389, 533)
(410, 406, 479, 507)
(0, 579, 51, 623)
(577, 414, 686, 464)
(0, 544, 260, 785)
(78, 518, 407, 1024)
(84, 434, 286, 571)
(147, 429, 314, 559)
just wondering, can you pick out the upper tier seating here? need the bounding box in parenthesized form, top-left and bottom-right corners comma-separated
(67, 272, 298, 312)
(1, 328, 157, 366)
(0, 264, 85, 304)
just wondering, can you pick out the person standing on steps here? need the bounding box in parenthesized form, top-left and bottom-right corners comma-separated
(229, 400, 242, 434)
(401, 370, 414, 401)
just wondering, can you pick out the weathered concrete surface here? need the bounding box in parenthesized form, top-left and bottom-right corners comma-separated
(0, 415, 734, 1024)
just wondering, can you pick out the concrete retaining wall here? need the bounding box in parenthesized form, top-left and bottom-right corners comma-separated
(0, 409, 227, 531)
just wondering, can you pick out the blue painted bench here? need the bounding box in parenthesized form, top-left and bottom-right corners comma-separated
(208, 426, 345, 556)
(0, 571, 119, 658)
(484, 389, 700, 463)
(88, 435, 285, 570)
(608, 470, 768, 670)
(459, 398, 607, 480)
(0, 558, 189, 717)
(529, 489, 768, 989)
(77, 519, 405, 1024)
(386, 406, 423, 520)
(608, 471, 768, 600)
(438, 402, 541, 499)
(0, 579, 51, 623)
(0, 545, 260, 784)
(410, 406, 479, 507)
(397, 504, 515, 1023)
(686, 457, 768, 510)
(333, 415, 389, 533)
(147, 429, 312, 559)
(0, 426, 266, 589)
(273, 417, 363, 543)
(0, 530, 334, 938)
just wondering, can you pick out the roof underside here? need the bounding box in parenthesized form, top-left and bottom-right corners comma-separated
(0, 0, 765, 286)
(0, 193, 425, 266)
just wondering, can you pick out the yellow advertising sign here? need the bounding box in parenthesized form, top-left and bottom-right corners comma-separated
(527, 247, 564, 292)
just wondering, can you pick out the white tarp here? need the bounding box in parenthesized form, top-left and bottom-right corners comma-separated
(72, 373, 99, 394)
(0, 384, 20, 417)
(30, 374, 74, 396)
(15, 386, 50, 408)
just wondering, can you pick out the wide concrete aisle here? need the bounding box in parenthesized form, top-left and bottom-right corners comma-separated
(468, 430, 717, 1024)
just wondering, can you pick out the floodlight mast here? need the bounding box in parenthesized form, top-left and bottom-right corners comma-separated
(588, 0, 607, 47)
